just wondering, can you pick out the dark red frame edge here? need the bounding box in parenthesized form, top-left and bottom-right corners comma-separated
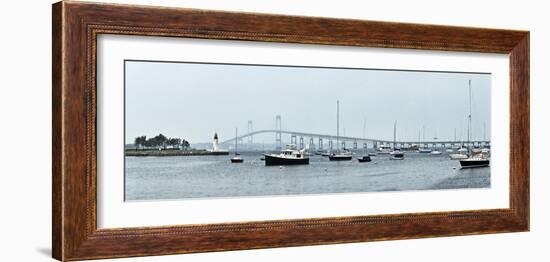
(52, 1, 529, 261)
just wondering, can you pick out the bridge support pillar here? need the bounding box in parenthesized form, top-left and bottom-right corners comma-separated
(291, 135, 297, 145)
(329, 140, 333, 150)
(353, 141, 358, 149)
(275, 115, 282, 150)
(318, 138, 323, 150)
(341, 141, 346, 149)
(299, 137, 304, 149)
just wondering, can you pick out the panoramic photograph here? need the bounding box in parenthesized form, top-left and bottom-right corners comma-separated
(124, 60, 491, 201)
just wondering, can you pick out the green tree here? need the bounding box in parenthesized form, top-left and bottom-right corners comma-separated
(134, 136, 147, 149)
(152, 134, 168, 149)
(167, 138, 182, 149)
(181, 139, 190, 149)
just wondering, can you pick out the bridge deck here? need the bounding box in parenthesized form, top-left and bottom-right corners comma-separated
(220, 129, 489, 145)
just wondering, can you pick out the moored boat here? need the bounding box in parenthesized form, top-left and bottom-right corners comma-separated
(329, 151, 353, 161)
(459, 154, 489, 168)
(329, 100, 353, 162)
(389, 150, 404, 160)
(418, 148, 432, 153)
(357, 155, 372, 162)
(457, 80, 490, 168)
(449, 153, 468, 160)
(389, 121, 405, 160)
(230, 128, 243, 163)
(430, 149, 442, 155)
(264, 144, 309, 166)
(377, 144, 392, 154)
(230, 155, 243, 163)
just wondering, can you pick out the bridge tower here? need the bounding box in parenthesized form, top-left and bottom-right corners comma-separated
(247, 120, 253, 146)
(275, 115, 282, 150)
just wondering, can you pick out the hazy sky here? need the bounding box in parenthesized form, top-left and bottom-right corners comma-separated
(125, 60, 491, 144)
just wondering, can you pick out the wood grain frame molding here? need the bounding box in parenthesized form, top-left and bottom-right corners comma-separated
(52, 1, 529, 261)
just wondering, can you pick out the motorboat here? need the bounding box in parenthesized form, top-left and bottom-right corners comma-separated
(418, 148, 432, 153)
(449, 153, 468, 160)
(430, 150, 442, 155)
(329, 150, 353, 161)
(390, 150, 405, 160)
(264, 144, 309, 166)
(459, 153, 490, 168)
(357, 155, 372, 162)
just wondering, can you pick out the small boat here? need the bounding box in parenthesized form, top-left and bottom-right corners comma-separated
(389, 121, 405, 160)
(357, 155, 372, 162)
(315, 150, 326, 155)
(321, 152, 331, 157)
(458, 147, 468, 153)
(329, 150, 353, 161)
(449, 153, 468, 160)
(445, 149, 454, 153)
(329, 100, 353, 162)
(459, 154, 489, 168)
(390, 150, 405, 160)
(368, 152, 377, 156)
(418, 148, 432, 153)
(230, 156, 243, 163)
(377, 144, 392, 154)
(430, 150, 442, 155)
(230, 128, 243, 163)
(358, 118, 372, 163)
(264, 144, 309, 166)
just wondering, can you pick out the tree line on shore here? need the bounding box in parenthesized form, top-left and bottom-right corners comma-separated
(134, 134, 190, 150)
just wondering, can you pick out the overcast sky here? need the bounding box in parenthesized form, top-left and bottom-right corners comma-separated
(125, 60, 491, 145)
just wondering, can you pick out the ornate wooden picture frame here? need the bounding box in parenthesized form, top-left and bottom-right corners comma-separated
(52, 1, 529, 261)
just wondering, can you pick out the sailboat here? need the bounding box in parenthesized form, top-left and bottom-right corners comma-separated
(446, 129, 457, 153)
(329, 100, 353, 161)
(389, 121, 405, 160)
(418, 126, 431, 153)
(459, 80, 489, 168)
(230, 128, 243, 163)
(358, 117, 371, 163)
(430, 131, 442, 155)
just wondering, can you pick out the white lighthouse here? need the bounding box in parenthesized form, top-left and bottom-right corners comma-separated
(212, 132, 220, 151)
(210, 131, 229, 155)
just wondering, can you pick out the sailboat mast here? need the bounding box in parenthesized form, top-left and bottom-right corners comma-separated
(454, 128, 457, 141)
(467, 80, 472, 148)
(393, 121, 397, 150)
(422, 125, 425, 143)
(336, 100, 340, 150)
(363, 117, 367, 139)
(234, 128, 238, 154)
(363, 117, 367, 154)
(483, 122, 486, 141)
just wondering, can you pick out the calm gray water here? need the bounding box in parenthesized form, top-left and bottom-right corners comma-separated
(125, 152, 490, 201)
